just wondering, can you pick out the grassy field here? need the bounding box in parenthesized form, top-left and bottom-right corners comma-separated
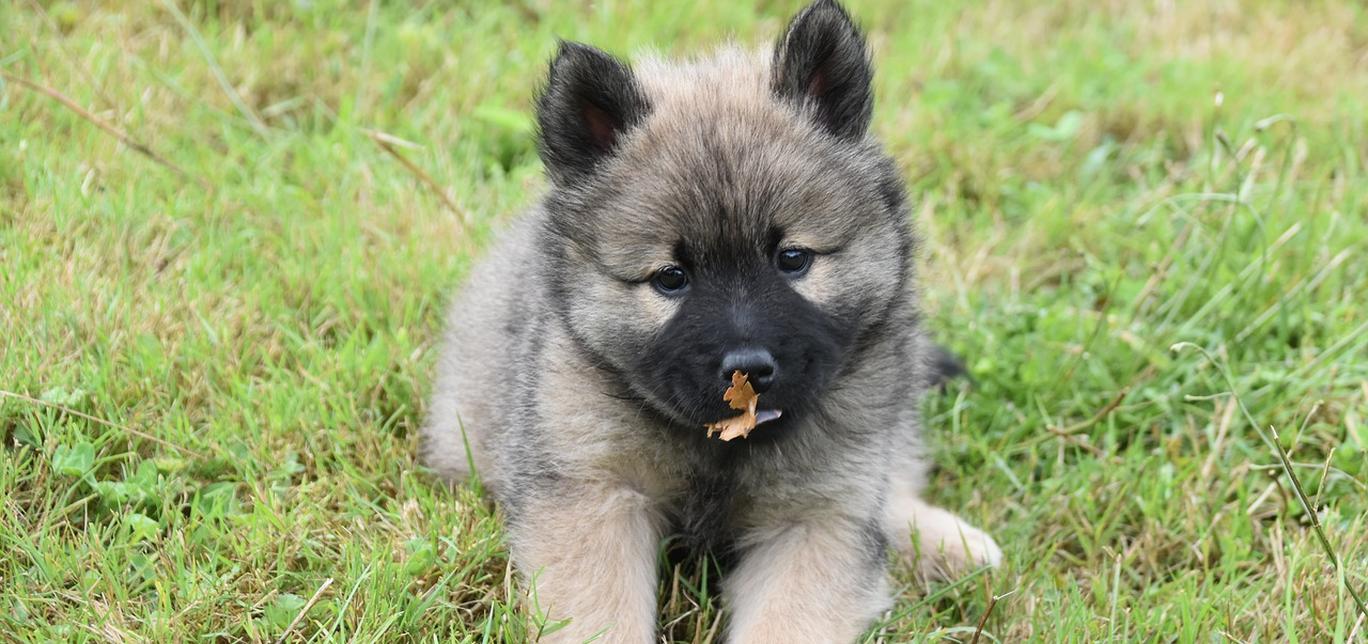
(3, 0, 1367, 641)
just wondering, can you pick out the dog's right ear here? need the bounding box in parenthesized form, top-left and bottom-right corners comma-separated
(535, 42, 651, 187)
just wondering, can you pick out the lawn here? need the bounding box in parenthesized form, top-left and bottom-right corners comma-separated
(2, 0, 1366, 641)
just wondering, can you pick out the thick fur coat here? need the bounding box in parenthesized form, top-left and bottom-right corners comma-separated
(422, 2, 1001, 641)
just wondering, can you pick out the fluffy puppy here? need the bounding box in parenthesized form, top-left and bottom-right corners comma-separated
(423, 1, 1001, 640)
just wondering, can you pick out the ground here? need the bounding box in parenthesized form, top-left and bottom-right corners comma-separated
(2, 0, 1366, 641)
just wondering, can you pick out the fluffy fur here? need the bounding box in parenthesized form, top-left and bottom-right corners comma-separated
(422, 1, 1001, 640)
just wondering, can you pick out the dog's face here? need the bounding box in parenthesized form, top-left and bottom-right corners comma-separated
(538, 0, 912, 432)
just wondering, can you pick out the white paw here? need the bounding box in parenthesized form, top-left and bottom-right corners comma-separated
(960, 523, 1003, 568)
(897, 513, 1004, 581)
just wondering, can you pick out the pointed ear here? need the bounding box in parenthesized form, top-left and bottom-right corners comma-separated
(535, 42, 652, 186)
(771, 0, 873, 140)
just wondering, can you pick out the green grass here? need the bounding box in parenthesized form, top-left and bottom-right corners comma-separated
(2, 0, 1366, 640)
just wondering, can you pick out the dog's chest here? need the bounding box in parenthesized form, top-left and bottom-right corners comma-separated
(668, 462, 747, 557)
(661, 439, 793, 555)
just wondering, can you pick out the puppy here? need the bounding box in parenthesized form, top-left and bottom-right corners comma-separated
(422, 1, 1001, 640)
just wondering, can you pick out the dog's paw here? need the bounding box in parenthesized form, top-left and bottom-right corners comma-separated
(919, 518, 1002, 580)
(943, 520, 1002, 569)
(891, 507, 1003, 581)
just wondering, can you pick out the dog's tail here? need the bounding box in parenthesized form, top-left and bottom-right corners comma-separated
(926, 343, 969, 390)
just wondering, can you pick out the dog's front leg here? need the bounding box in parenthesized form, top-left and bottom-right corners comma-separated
(724, 517, 891, 643)
(509, 483, 661, 644)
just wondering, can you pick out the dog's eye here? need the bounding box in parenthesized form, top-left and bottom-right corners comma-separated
(776, 248, 812, 275)
(652, 265, 689, 294)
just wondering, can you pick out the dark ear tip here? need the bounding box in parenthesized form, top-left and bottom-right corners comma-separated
(550, 40, 591, 65)
(801, 0, 857, 24)
(784, 0, 866, 51)
(548, 41, 636, 79)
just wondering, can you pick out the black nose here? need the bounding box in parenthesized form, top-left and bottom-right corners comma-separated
(719, 348, 778, 393)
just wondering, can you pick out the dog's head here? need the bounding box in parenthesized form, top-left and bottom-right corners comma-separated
(537, 0, 913, 432)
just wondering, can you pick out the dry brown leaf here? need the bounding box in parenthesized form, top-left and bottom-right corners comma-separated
(705, 370, 760, 441)
(721, 370, 758, 412)
(705, 413, 756, 441)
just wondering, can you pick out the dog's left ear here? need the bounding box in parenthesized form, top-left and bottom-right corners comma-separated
(771, 0, 873, 140)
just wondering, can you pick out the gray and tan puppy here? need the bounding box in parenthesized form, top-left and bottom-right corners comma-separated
(423, 1, 1001, 640)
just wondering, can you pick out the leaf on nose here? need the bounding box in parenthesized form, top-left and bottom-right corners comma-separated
(705, 370, 760, 441)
